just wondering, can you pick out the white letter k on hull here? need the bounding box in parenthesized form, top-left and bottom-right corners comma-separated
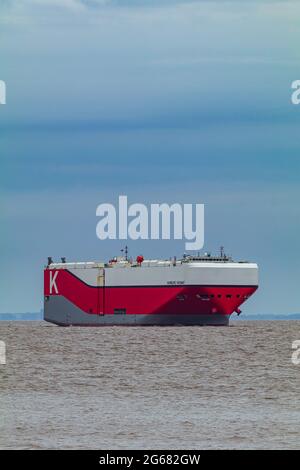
(50, 271, 59, 294)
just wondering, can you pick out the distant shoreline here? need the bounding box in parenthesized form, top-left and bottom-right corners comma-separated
(232, 314, 300, 321)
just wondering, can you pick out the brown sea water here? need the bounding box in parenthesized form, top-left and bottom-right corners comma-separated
(0, 320, 299, 449)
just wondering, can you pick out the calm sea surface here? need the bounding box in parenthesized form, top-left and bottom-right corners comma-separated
(0, 321, 299, 449)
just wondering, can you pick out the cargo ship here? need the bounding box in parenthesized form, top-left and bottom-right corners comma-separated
(44, 249, 258, 326)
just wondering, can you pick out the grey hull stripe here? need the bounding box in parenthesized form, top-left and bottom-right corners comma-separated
(44, 296, 230, 326)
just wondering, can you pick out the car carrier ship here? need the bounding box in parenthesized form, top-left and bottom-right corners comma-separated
(44, 249, 258, 326)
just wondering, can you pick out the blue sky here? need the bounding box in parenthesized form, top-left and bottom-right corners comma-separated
(1, 0, 300, 313)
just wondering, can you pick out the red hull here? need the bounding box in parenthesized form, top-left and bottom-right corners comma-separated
(44, 269, 257, 317)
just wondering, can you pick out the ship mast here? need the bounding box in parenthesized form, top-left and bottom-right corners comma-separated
(121, 245, 128, 261)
